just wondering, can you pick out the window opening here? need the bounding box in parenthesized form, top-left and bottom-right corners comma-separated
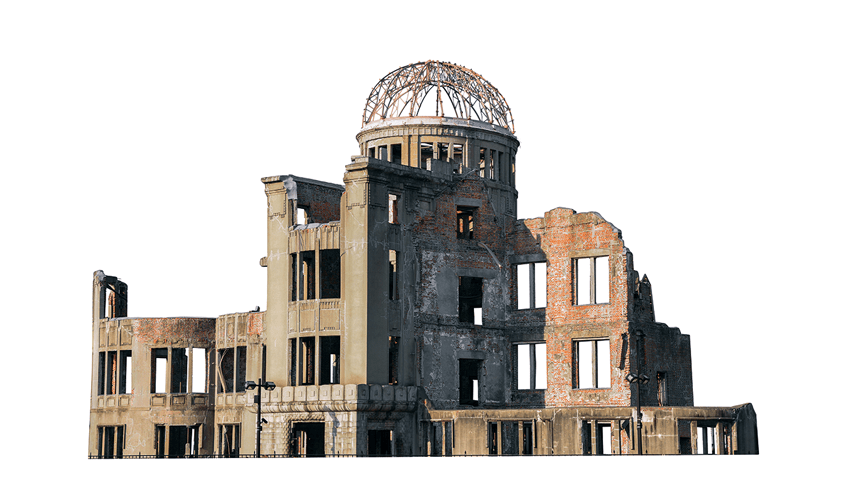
(388, 250, 398, 300)
(420, 142, 433, 170)
(390, 143, 402, 164)
(657, 372, 667, 406)
(516, 343, 547, 390)
(319, 249, 341, 299)
(368, 430, 393, 456)
(479, 148, 486, 177)
(488, 422, 499, 455)
(456, 206, 475, 240)
(388, 336, 400, 385)
(151, 348, 168, 394)
(459, 359, 481, 406)
(296, 206, 307, 225)
(171, 348, 187, 394)
(219, 424, 240, 457)
(388, 194, 400, 224)
(300, 337, 315, 385)
(458, 276, 483, 324)
(97, 352, 105, 395)
(217, 348, 233, 393)
(597, 423, 612, 455)
(489, 149, 497, 180)
(517, 262, 547, 309)
(97, 426, 124, 458)
(438, 142, 449, 161)
(319, 336, 340, 385)
(521, 421, 534, 455)
(291, 422, 324, 457)
(574, 339, 611, 389)
(235, 346, 246, 391)
(575, 256, 609, 305)
(452, 144, 463, 168)
(289, 339, 297, 386)
(106, 351, 117, 395)
(118, 350, 131, 394)
(191, 348, 206, 393)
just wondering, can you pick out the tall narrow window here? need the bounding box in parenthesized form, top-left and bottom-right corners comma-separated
(456, 206, 475, 240)
(388, 336, 400, 385)
(319, 249, 341, 299)
(191, 348, 206, 393)
(151, 348, 168, 394)
(296, 206, 307, 225)
(596, 423, 612, 455)
(420, 142, 433, 170)
(458, 276, 483, 324)
(516, 343, 547, 390)
(217, 348, 234, 393)
(390, 144, 402, 164)
(388, 250, 399, 300)
(517, 262, 547, 309)
(106, 351, 117, 395)
(657, 372, 667, 406)
(388, 194, 400, 224)
(319, 336, 340, 385)
(300, 338, 315, 385)
(574, 256, 609, 305)
(119, 350, 132, 394)
(171, 348, 187, 394)
(459, 359, 481, 406)
(574, 339, 611, 389)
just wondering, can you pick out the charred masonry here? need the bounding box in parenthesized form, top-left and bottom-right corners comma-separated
(89, 61, 758, 457)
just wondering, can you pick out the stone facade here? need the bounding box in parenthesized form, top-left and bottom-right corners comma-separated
(88, 61, 758, 457)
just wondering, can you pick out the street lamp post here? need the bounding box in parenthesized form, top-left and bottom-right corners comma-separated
(626, 330, 650, 455)
(244, 378, 276, 458)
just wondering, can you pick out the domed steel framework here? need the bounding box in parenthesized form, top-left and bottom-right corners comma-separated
(362, 61, 515, 133)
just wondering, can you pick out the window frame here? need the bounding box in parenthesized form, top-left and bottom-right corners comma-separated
(573, 338, 611, 389)
(573, 255, 610, 305)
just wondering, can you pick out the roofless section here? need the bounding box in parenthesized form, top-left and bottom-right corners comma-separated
(362, 61, 516, 134)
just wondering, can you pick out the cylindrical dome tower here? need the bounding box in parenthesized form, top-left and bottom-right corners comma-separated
(356, 60, 520, 218)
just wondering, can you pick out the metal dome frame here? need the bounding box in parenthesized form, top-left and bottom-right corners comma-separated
(362, 61, 515, 134)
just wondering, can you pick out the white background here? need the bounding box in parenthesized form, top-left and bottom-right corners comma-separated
(2, 1, 847, 486)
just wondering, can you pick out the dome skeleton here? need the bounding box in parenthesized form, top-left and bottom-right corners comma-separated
(362, 61, 515, 134)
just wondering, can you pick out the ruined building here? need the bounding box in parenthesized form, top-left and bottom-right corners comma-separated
(89, 61, 758, 457)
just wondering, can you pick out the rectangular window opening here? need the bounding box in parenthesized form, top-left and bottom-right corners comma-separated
(575, 256, 610, 305)
(388, 194, 400, 224)
(319, 249, 341, 299)
(390, 143, 402, 164)
(420, 142, 433, 170)
(151, 348, 168, 394)
(517, 262, 547, 309)
(106, 351, 117, 395)
(319, 336, 340, 385)
(459, 359, 481, 406)
(216, 348, 234, 393)
(291, 422, 325, 457)
(488, 422, 499, 455)
(388, 249, 398, 300)
(98, 352, 105, 395)
(521, 421, 534, 455)
(235, 346, 246, 392)
(368, 429, 393, 456)
(219, 424, 240, 457)
(438, 142, 449, 161)
(299, 338, 315, 385)
(516, 343, 547, 390)
(657, 372, 667, 406)
(171, 348, 187, 394)
(296, 206, 307, 225)
(191, 348, 206, 394)
(119, 350, 131, 394)
(597, 423, 612, 455)
(574, 339, 611, 389)
(456, 206, 475, 240)
(458, 276, 483, 324)
(388, 336, 400, 385)
(479, 148, 486, 177)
